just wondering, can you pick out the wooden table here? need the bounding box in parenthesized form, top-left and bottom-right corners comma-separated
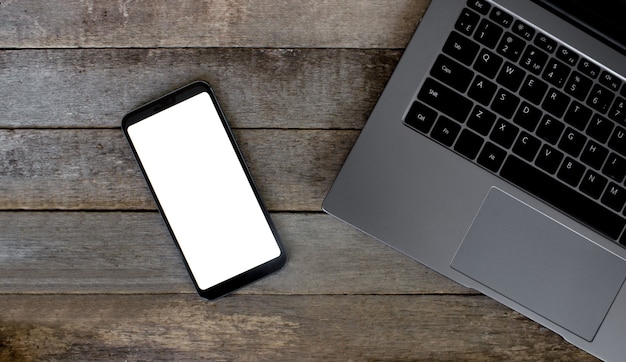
(0, 1, 599, 360)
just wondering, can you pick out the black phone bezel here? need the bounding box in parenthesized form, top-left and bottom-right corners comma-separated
(122, 81, 286, 300)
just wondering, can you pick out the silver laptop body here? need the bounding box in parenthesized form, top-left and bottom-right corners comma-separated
(323, 0, 626, 360)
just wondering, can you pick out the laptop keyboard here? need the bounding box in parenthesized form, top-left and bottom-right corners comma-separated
(403, 0, 626, 247)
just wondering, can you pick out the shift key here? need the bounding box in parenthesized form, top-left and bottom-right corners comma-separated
(418, 78, 472, 123)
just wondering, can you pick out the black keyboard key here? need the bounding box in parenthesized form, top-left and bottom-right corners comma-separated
(489, 7, 513, 27)
(490, 118, 519, 148)
(513, 101, 541, 131)
(512, 19, 535, 40)
(542, 88, 570, 118)
(557, 157, 585, 187)
(564, 71, 593, 101)
(431, 116, 461, 146)
(496, 62, 525, 91)
(580, 170, 608, 199)
(622, 84, 626, 98)
(455, 8, 481, 36)
(587, 84, 615, 114)
(537, 115, 564, 144)
(468, 75, 497, 105)
(558, 127, 586, 157)
(467, 105, 497, 135)
(501, 155, 626, 239)
(454, 129, 484, 159)
(418, 78, 473, 122)
(563, 101, 592, 130)
(609, 97, 626, 125)
(600, 71, 622, 92)
(587, 114, 614, 143)
(519, 75, 548, 105)
(580, 140, 609, 170)
(468, 0, 491, 15)
(404, 101, 438, 133)
(430, 54, 474, 93)
(603, 153, 626, 182)
(520, 45, 548, 74)
(578, 58, 600, 79)
(542, 58, 570, 88)
(477, 142, 507, 172)
(536, 144, 563, 174)
(512, 131, 541, 161)
(443, 31, 480, 66)
(602, 182, 626, 213)
(534, 33, 557, 53)
(608, 126, 626, 156)
(556, 45, 579, 66)
(496, 32, 525, 61)
(491, 88, 520, 118)
(474, 19, 503, 48)
(474, 48, 503, 78)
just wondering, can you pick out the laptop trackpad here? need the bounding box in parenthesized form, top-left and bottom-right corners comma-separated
(451, 188, 626, 341)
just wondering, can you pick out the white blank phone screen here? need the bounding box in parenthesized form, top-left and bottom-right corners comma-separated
(127, 92, 281, 290)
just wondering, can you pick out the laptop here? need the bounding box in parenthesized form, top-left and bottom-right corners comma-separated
(323, 0, 626, 360)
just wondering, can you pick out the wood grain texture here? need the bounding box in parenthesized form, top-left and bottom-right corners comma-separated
(0, 129, 356, 211)
(0, 0, 429, 49)
(0, 212, 467, 295)
(0, 294, 595, 361)
(0, 48, 399, 129)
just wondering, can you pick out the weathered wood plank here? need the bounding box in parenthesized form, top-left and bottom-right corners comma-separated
(0, 0, 429, 49)
(0, 48, 399, 129)
(0, 129, 357, 211)
(0, 212, 466, 295)
(0, 294, 596, 361)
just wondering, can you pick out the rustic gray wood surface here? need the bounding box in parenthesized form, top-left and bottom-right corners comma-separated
(0, 1, 599, 360)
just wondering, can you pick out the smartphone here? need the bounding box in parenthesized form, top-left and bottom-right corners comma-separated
(122, 81, 286, 300)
